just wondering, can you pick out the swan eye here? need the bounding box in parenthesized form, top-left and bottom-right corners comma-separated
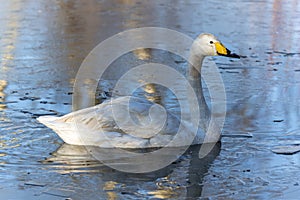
(209, 41, 214, 44)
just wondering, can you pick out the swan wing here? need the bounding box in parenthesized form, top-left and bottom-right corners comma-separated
(38, 96, 184, 147)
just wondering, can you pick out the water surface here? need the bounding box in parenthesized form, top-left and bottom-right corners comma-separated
(0, 0, 300, 199)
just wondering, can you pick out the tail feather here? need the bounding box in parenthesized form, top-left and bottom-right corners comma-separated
(38, 115, 84, 145)
(37, 115, 60, 127)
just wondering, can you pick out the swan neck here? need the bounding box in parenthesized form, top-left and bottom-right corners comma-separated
(188, 53, 210, 129)
(188, 54, 204, 79)
(188, 54, 206, 105)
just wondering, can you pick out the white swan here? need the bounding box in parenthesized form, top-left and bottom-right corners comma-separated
(38, 33, 240, 148)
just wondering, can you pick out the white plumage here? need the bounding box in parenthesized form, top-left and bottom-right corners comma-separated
(38, 33, 239, 148)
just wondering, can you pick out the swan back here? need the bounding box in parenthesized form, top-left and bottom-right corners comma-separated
(38, 96, 201, 148)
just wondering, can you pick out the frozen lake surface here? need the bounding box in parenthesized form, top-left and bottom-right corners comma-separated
(0, 0, 300, 199)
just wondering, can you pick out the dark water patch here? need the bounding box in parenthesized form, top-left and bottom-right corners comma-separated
(19, 96, 41, 101)
(273, 51, 300, 57)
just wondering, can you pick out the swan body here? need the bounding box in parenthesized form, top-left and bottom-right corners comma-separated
(38, 96, 203, 148)
(38, 33, 240, 148)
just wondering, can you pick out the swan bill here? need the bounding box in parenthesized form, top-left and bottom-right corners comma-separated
(215, 42, 241, 58)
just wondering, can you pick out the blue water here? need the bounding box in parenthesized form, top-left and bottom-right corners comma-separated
(0, 0, 300, 199)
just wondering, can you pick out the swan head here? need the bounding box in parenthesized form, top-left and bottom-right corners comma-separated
(192, 33, 240, 58)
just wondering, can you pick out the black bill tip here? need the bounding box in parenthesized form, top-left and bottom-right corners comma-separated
(218, 48, 243, 59)
(227, 53, 241, 58)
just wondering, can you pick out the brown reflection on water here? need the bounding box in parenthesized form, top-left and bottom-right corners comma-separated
(271, 0, 299, 52)
(268, 0, 300, 130)
(0, 1, 20, 75)
(148, 187, 180, 199)
(143, 83, 162, 104)
(133, 48, 152, 60)
(0, 1, 20, 116)
(0, 80, 8, 110)
(103, 181, 118, 200)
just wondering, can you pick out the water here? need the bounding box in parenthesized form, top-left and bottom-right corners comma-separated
(1, 0, 300, 199)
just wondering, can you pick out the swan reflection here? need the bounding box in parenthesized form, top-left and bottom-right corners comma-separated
(42, 143, 220, 199)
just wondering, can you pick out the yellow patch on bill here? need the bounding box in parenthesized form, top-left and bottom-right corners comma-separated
(215, 42, 227, 55)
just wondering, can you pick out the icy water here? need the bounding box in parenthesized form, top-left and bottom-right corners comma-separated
(1, 0, 300, 199)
